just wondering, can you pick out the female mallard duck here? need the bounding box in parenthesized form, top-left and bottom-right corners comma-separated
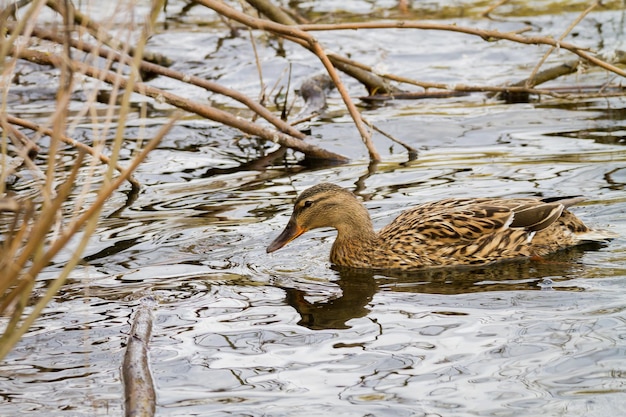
(267, 183, 614, 270)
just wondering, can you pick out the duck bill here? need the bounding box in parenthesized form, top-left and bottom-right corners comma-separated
(267, 220, 306, 253)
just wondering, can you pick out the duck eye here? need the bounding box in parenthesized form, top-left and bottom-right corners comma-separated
(303, 200, 313, 208)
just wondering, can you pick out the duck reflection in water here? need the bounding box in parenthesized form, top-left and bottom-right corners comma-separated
(281, 244, 604, 331)
(268, 183, 615, 330)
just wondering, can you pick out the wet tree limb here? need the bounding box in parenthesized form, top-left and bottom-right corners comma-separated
(200, 0, 624, 159)
(4, 21, 306, 140)
(303, 41, 626, 100)
(6, 19, 347, 162)
(245, 0, 401, 96)
(5, 0, 624, 166)
(123, 299, 156, 417)
(14, 48, 348, 162)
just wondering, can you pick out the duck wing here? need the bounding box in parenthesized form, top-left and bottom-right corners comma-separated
(380, 197, 574, 243)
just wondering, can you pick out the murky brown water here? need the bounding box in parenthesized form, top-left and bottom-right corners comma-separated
(2, 1, 626, 416)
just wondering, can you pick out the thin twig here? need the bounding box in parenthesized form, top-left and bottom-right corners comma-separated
(363, 118, 418, 160)
(248, 26, 267, 107)
(526, 1, 600, 87)
(245, 0, 399, 95)
(481, 0, 512, 19)
(196, 0, 380, 160)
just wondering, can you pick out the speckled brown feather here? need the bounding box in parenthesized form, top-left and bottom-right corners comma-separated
(267, 183, 615, 271)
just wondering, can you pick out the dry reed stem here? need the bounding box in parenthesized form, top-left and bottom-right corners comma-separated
(0, 0, 176, 361)
(107, 0, 165, 187)
(0, 116, 178, 361)
(3, 115, 141, 189)
(0, 150, 85, 354)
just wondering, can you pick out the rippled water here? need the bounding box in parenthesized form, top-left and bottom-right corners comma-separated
(2, 1, 626, 416)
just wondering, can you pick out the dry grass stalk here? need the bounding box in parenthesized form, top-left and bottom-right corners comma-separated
(0, 0, 174, 360)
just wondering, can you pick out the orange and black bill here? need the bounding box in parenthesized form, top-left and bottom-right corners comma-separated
(267, 220, 306, 253)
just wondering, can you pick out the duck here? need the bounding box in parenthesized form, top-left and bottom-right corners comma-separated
(266, 183, 615, 270)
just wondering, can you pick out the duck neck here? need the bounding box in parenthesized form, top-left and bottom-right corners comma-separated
(337, 203, 377, 241)
(330, 203, 379, 267)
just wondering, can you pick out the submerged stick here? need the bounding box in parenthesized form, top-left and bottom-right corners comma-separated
(122, 298, 156, 417)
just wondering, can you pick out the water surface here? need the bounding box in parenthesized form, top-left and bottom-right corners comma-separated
(2, 2, 626, 416)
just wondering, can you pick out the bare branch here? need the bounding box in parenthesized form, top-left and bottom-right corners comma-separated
(196, 0, 380, 160)
(14, 48, 348, 162)
(297, 21, 626, 78)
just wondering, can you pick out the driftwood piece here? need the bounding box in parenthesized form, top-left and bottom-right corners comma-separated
(122, 298, 156, 417)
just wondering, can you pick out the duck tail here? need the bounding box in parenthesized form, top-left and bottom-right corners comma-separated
(541, 196, 586, 208)
(575, 229, 619, 243)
